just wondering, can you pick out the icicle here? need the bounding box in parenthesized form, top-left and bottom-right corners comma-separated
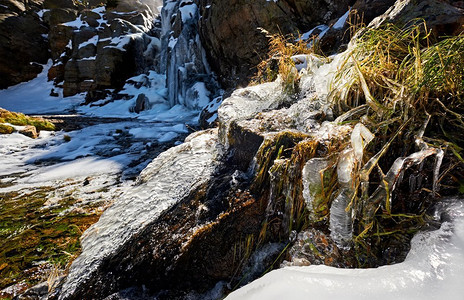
(351, 123, 374, 161)
(329, 123, 374, 248)
(330, 149, 355, 248)
(302, 157, 329, 219)
(433, 149, 444, 194)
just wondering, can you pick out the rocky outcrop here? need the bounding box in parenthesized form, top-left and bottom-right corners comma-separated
(198, 0, 356, 89)
(44, 1, 163, 98)
(0, 0, 49, 88)
(369, 0, 464, 36)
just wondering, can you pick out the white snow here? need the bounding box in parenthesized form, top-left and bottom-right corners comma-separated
(128, 123, 187, 139)
(158, 131, 178, 142)
(299, 25, 329, 41)
(333, 9, 351, 29)
(0, 60, 82, 114)
(104, 33, 144, 51)
(227, 199, 464, 300)
(36, 9, 49, 19)
(62, 16, 88, 29)
(24, 157, 123, 183)
(179, 1, 198, 23)
(91, 6, 106, 14)
(186, 81, 211, 109)
(79, 35, 99, 49)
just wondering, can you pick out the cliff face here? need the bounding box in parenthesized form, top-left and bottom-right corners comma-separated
(197, 0, 356, 89)
(44, 0, 163, 98)
(0, 0, 164, 100)
(0, 0, 49, 88)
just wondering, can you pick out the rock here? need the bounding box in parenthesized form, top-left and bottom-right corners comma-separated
(352, 0, 397, 24)
(369, 0, 464, 36)
(48, 8, 78, 26)
(59, 129, 222, 299)
(198, 0, 355, 89)
(80, 9, 101, 27)
(43, 0, 80, 10)
(15, 281, 48, 300)
(48, 24, 74, 60)
(319, 0, 400, 54)
(0, 1, 49, 89)
(19, 125, 39, 139)
(218, 80, 287, 147)
(132, 93, 151, 113)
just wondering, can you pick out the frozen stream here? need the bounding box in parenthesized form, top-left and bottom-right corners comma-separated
(0, 58, 203, 295)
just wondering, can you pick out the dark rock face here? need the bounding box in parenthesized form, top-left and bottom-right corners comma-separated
(0, 0, 49, 88)
(198, 0, 356, 89)
(352, 0, 397, 24)
(131, 93, 150, 113)
(0, 0, 163, 99)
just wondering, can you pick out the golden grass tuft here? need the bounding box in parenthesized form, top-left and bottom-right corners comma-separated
(253, 29, 320, 94)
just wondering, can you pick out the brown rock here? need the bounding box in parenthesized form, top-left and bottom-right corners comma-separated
(48, 63, 65, 82)
(19, 125, 39, 139)
(49, 24, 74, 60)
(198, 0, 355, 89)
(43, 0, 80, 10)
(81, 9, 101, 27)
(352, 0, 397, 25)
(48, 8, 78, 26)
(0, 1, 49, 88)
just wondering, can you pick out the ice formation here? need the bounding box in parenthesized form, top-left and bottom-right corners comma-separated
(227, 198, 464, 300)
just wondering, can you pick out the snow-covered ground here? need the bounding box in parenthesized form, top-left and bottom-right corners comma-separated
(227, 198, 464, 300)
(0, 61, 200, 200)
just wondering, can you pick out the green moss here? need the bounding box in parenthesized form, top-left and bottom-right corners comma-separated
(0, 124, 14, 134)
(0, 109, 55, 132)
(0, 189, 101, 290)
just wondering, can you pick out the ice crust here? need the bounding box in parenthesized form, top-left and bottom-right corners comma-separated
(59, 129, 219, 299)
(227, 199, 464, 300)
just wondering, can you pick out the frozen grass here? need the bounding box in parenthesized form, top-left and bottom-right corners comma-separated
(253, 29, 320, 94)
(321, 21, 464, 252)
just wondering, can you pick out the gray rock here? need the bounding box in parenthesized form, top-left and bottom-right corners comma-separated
(132, 93, 151, 113)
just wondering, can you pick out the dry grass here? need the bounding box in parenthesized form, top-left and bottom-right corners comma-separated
(326, 21, 464, 251)
(253, 29, 320, 94)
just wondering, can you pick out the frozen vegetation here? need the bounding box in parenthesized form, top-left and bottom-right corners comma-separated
(227, 199, 464, 300)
